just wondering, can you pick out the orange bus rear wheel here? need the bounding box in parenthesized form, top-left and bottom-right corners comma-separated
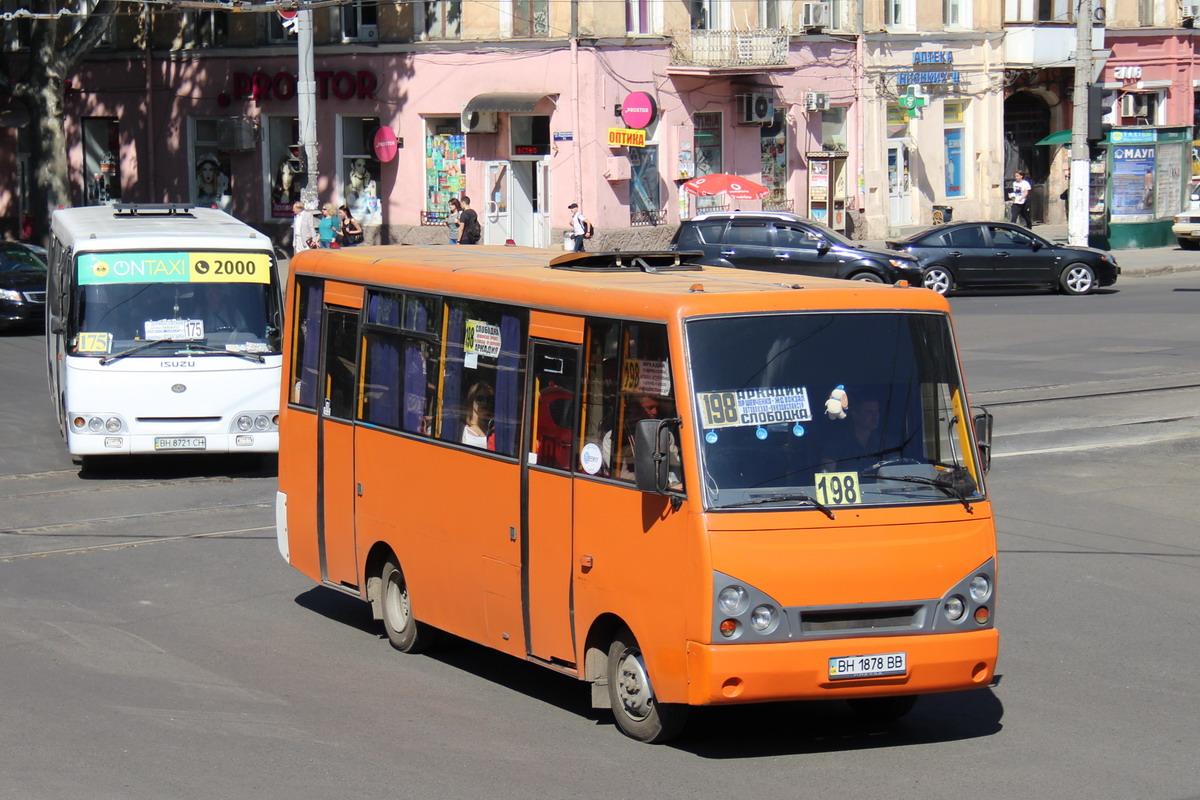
(606, 627, 687, 743)
(380, 560, 436, 653)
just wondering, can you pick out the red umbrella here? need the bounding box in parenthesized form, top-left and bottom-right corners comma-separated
(681, 173, 769, 200)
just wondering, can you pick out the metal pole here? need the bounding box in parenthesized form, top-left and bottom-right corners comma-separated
(296, 5, 318, 210)
(1068, 0, 1092, 246)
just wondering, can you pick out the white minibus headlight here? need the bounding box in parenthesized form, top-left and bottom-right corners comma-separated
(236, 414, 253, 432)
(749, 604, 777, 632)
(87, 416, 103, 432)
(718, 585, 747, 615)
(105, 417, 121, 433)
(943, 595, 966, 622)
(254, 414, 271, 431)
(969, 575, 991, 602)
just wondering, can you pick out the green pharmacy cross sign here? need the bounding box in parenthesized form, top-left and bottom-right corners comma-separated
(897, 87, 928, 118)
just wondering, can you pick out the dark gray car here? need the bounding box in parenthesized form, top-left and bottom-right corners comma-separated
(669, 211, 922, 284)
(887, 221, 1119, 296)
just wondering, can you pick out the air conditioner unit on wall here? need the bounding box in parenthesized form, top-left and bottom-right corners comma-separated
(1119, 93, 1149, 119)
(460, 109, 499, 134)
(216, 117, 257, 152)
(801, 0, 830, 30)
(1184, 4, 1200, 21)
(804, 92, 831, 112)
(738, 93, 774, 125)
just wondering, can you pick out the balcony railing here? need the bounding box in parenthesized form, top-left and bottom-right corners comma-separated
(670, 29, 790, 69)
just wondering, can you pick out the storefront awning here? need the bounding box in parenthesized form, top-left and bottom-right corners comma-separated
(1035, 130, 1072, 146)
(462, 92, 555, 115)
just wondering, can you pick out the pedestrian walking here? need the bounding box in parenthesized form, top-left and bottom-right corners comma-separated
(446, 197, 462, 245)
(569, 203, 589, 252)
(457, 196, 481, 245)
(1008, 170, 1032, 228)
(292, 201, 317, 255)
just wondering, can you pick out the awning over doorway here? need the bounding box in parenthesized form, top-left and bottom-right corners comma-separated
(1035, 130, 1072, 146)
(462, 92, 555, 115)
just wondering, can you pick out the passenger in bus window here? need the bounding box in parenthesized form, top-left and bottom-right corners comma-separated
(461, 381, 495, 450)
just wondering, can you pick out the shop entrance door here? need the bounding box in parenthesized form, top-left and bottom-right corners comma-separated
(887, 142, 912, 227)
(484, 161, 510, 245)
(511, 161, 537, 247)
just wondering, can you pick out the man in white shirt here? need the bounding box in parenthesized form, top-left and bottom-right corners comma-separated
(569, 203, 588, 252)
(1008, 170, 1032, 228)
(292, 201, 317, 256)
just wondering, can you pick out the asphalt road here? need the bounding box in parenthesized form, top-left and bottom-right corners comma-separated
(1, 273, 1197, 799)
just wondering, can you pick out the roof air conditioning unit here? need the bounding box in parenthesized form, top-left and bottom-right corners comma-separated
(739, 93, 774, 125)
(804, 92, 831, 112)
(461, 109, 499, 134)
(216, 117, 257, 152)
(801, 0, 830, 30)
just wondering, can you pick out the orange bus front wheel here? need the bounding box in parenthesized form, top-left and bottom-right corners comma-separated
(607, 627, 688, 743)
(381, 560, 437, 654)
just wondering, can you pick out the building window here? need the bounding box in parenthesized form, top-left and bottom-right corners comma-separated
(420, 1, 462, 39)
(2, 0, 31, 51)
(342, 116, 381, 224)
(265, 12, 297, 44)
(1137, 0, 1153, 25)
(186, 10, 227, 49)
(191, 120, 232, 212)
(1003, 0, 1072, 23)
(337, 0, 378, 42)
(689, 0, 726, 29)
(761, 110, 788, 208)
(82, 118, 120, 207)
(1119, 91, 1159, 125)
(426, 118, 467, 219)
(759, 0, 779, 27)
(820, 106, 847, 151)
(885, 0, 913, 29)
(828, 0, 847, 29)
(512, 0, 549, 37)
(694, 112, 724, 210)
(944, 101, 966, 198)
(267, 116, 302, 219)
(944, 0, 972, 28)
(630, 146, 661, 224)
(627, 0, 651, 34)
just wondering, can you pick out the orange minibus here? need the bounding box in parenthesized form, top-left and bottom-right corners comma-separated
(276, 245, 998, 743)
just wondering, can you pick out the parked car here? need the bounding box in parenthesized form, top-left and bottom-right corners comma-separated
(669, 211, 922, 285)
(886, 221, 1119, 296)
(1171, 181, 1200, 250)
(0, 242, 48, 331)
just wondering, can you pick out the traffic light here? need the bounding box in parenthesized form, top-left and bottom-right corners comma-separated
(1087, 85, 1111, 143)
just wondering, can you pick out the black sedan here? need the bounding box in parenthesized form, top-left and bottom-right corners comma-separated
(0, 242, 48, 331)
(886, 221, 1119, 296)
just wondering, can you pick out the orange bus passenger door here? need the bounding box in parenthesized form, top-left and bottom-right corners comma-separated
(523, 341, 580, 664)
(317, 306, 361, 590)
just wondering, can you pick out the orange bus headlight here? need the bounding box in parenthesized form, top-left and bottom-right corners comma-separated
(718, 585, 748, 615)
(749, 605, 779, 634)
(969, 575, 991, 602)
(943, 596, 966, 622)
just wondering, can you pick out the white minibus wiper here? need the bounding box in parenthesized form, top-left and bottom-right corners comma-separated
(174, 342, 266, 363)
(717, 492, 836, 519)
(99, 338, 177, 365)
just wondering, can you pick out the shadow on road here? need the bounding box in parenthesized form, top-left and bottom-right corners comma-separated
(76, 453, 278, 480)
(293, 587, 1005, 753)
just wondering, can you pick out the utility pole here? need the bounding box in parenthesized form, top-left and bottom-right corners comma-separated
(1068, 0, 1093, 246)
(295, 4, 319, 211)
